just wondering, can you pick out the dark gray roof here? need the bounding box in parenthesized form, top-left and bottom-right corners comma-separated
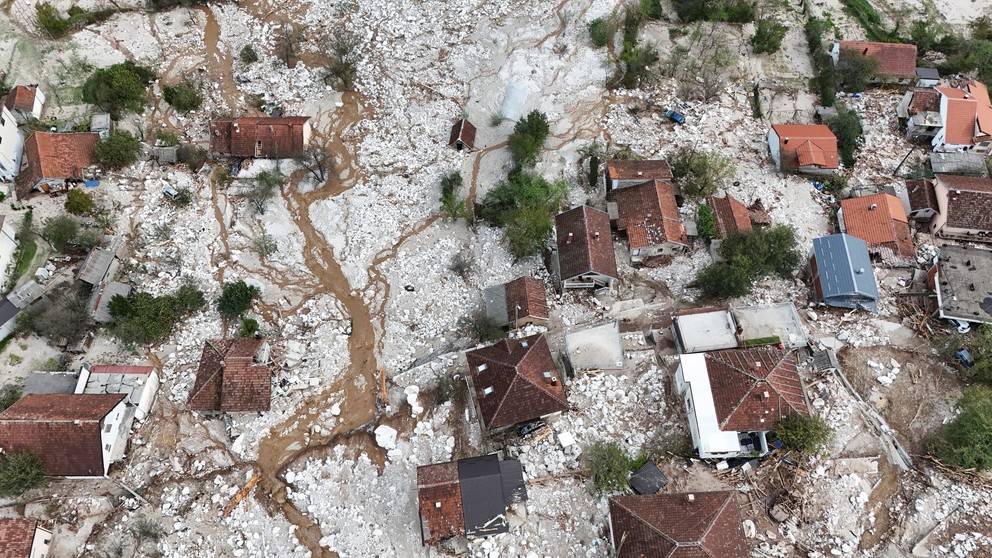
(93, 282, 131, 323)
(498, 458, 528, 505)
(916, 67, 939, 79)
(935, 245, 992, 324)
(930, 152, 989, 177)
(458, 455, 509, 537)
(0, 298, 18, 328)
(78, 247, 114, 286)
(812, 349, 840, 371)
(483, 284, 509, 325)
(629, 461, 668, 495)
(24, 372, 78, 394)
(812, 234, 879, 311)
(8, 281, 43, 309)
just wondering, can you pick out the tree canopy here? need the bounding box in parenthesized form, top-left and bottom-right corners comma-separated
(507, 110, 550, 169)
(108, 284, 206, 346)
(925, 386, 992, 470)
(217, 280, 260, 320)
(481, 171, 566, 258)
(696, 225, 801, 298)
(94, 129, 143, 170)
(81, 61, 155, 118)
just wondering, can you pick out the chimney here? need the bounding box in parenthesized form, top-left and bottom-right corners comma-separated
(863, 47, 869, 55)
(763, 391, 770, 399)
(567, 232, 574, 244)
(637, 171, 643, 176)
(784, 137, 789, 144)
(868, 203, 877, 211)
(594, 231, 600, 240)
(687, 494, 695, 503)
(232, 122, 240, 133)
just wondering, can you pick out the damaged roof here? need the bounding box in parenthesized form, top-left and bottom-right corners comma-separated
(188, 338, 271, 412)
(605, 159, 672, 182)
(934, 245, 992, 324)
(209, 116, 310, 158)
(840, 193, 915, 260)
(937, 87, 980, 145)
(906, 179, 938, 215)
(15, 132, 99, 198)
(838, 41, 917, 79)
(609, 491, 747, 558)
(612, 179, 687, 249)
(466, 334, 567, 430)
(3, 85, 39, 113)
(503, 276, 548, 322)
(704, 347, 809, 432)
(707, 194, 753, 238)
(555, 206, 618, 281)
(936, 175, 992, 231)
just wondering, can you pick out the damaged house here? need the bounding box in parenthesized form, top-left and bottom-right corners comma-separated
(706, 194, 755, 238)
(830, 41, 917, 85)
(676, 347, 809, 459)
(808, 233, 880, 312)
(465, 334, 568, 431)
(0, 104, 23, 182)
(2, 84, 45, 124)
(482, 276, 549, 329)
(610, 179, 689, 263)
(929, 175, 992, 242)
(838, 193, 915, 263)
(14, 131, 100, 199)
(188, 338, 273, 413)
(210, 116, 311, 158)
(768, 124, 838, 174)
(603, 159, 672, 192)
(553, 206, 617, 291)
(929, 245, 992, 327)
(416, 454, 527, 545)
(932, 81, 992, 154)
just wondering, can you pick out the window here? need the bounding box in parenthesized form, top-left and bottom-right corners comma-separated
(483, 386, 494, 396)
(980, 141, 991, 147)
(477, 363, 487, 373)
(105, 444, 111, 451)
(520, 341, 528, 348)
(104, 423, 112, 433)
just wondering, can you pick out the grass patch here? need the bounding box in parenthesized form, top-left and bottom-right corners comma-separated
(743, 335, 780, 347)
(13, 240, 37, 278)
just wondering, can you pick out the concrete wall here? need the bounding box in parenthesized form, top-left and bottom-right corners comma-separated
(767, 128, 781, 169)
(0, 217, 18, 289)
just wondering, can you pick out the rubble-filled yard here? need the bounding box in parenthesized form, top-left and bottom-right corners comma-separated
(1, 0, 992, 557)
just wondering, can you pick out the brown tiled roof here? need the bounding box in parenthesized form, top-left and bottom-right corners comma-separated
(613, 180, 687, 250)
(89, 365, 155, 375)
(0, 519, 39, 558)
(704, 348, 808, 432)
(609, 492, 747, 558)
(937, 175, 992, 231)
(605, 160, 673, 182)
(907, 179, 938, 215)
(839, 41, 917, 79)
(840, 193, 914, 259)
(0, 394, 125, 476)
(555, 206, 618, 281)
(966, 80, 992, 136)
(417, 461, 464, 543)
(448, 118, 477, 149)
(504, 276, 548, 322)
(189, 338, 271, 412)
(908, 89, 940, 115)
(466, 334, 568, 430)
(15, 132, 99, 198)
(748, 199, 771, 226)
(707, 195, 753, 238)
(3, 85, 38, 113)
(209, 116, 310, 158)
(772, 125, 838, 171)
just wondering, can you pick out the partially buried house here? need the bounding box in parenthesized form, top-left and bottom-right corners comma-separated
(808, 233, 879, 312)
(15, 131, 100, 199)
(554, 206, 618, 291)
(767, 124, 838, 174)
(838, 193, 915, 264)
(611, 179, 688, 263)
(604, 159, 672, 192)
(482, 276, 549, 329)
(465, 334, 567, 431)
(188, 338, 273, 412)
(209, 116, 311, 158)
(416, 454, 527, 545)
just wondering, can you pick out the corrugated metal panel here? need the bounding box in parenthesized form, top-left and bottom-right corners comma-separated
(812, 234, 879, 306)
(629, 461, 668, 495)
(457, 455, 508, 537)
(498, 458, 527, 504)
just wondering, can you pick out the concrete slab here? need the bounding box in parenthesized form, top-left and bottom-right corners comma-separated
(565, 321, 624, 370)
(732, 303, 808, 348)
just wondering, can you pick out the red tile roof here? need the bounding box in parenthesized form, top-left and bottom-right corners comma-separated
(15, 132, 100, 198)
(704, 348, 808, 432)
(416, 461, 464, 543)
(965, 80, 992, 136)
(840, 193, 914, 259)
(209, 116, 310, 158)
(89, 365, 155, 375)
(0, 519, 40, 558)
(906, 178, 938, 215)
(466, 334, 568, 430)
(936, 175, 992, 231)
(839, 41, 917, 79)
(448, 118, 477, 150)
(937, 88, 979, 145)
(605, 160, 673, 182)
(3, 85, 38, 113)
(0, 394, 125, 476)
(504, 276, 549, 322)
(609, 492, 747, 558)
(555, 206, 618, 282)
(771, 125, 838, 171)
(612, 180, 687, 250)
(189, 339, 271, 412)
(707, 195, 753, 238)
(908, 88, 941, 115)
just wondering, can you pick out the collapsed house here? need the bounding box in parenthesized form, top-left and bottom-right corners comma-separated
(188, 338, 273, 413)
(929, 245, 992, 327)
(482, 276, 549, 329)
(14, 131, 100, 199)
(610, 179, 689, 263)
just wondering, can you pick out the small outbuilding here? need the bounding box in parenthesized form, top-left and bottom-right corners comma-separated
(448, 118, 476, 151)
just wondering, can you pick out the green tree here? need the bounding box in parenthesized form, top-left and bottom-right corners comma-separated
(94, 129, 143, 170)
(41, 216, 79, 252)
(583, 441, 632, 493)
(81, 61, 155, 118)
(696, 203, 716, 239)
(162, 80, 202, 112)
(247, 170, 282, 214)
(939, 324, 992, 383)
(696, 225, 801, 298)
(217, 280, 260, 320)
(751, 18, 787, 54)
(107, 283, 206, 346)
(240, 44, 259, 64)
(253, 234, 278, 261)
(324, 31, 360, 90)
(155, 129, 181, 147)
(836, 51, 880, 92)
(507, 110, 550, 168)
(481, 171, 567, 258)
(17, 292, 91, 344)
(274, 24, 305, 66)
(36, 2, 69, 36)
(65, 189, 95, 215)
(440, 171, 467, 220)
(240, 318, 260, 337)
(697, 262, 753, 297)
(588, 17, 616, 48)
(669, 146, 735, 197)
(0, 451, 46, 497)
(827, 107, 863, 168)
(925, 386, 992, 470)
(638, 0, 662, 20)
(775, 414, 834, 454)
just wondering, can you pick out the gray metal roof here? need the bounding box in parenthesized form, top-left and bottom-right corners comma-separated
(629, 461, 668, 495)
(456, 454, 526, 537)
(8, 281, 43, 309)
(916, 67, 939, 79)
(24, 372, 78, 394)
(78, 247, 114, 285)
(930, 152, 989, 177)
(498, 458, 527, 505)
(93, 282, 131, 323)
(812, 234, 879, 310)
(812, 349, 840, 371)
(482, 284, 509, 325)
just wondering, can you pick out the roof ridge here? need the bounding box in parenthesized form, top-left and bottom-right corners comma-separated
(489, 374, 521, 428)
(615, 497, 679, 547)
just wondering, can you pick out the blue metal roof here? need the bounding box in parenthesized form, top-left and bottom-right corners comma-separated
(812, 234, 879, 311)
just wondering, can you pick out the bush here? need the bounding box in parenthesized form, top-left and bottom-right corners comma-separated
(147, 0, 206, 10)
(507, 110, 550, 169)
(94, 129, 143, 170)
(177, 144, 207, 172)
(36, 3, 115, 38)
(155, 129, 181, 147)
(0, 451, 46, 497)
(815, 60, 837, 106)
(697, 203, 716, 239)
(82, 61, 155, 119)
(583, 441, 632, 493)
(696, 225, 801, 298)
(440, 171, 467, 220)
(697, 262, 753, 297)
(751, 18, 787, 54)
(240, 44, 259, 64)
(324, 31, 360, 90)
(18, 292, 91, 344)
(253, 234, 278, 260)
(775, 414, 834, 454)
(163, 80, 202, 112)
(588, 17, 615, 48)
(217, 280, 260, 320)
(669, 146, 735, 197)
(827, 107, 863, 168)
(41, 216, 79, 252)
(65, 189, 95, 215)
(674, 0, 754, 23)
(435, 374, 454, 404)
(805, 17, 830, 54)
(0, 384, 22, 412)
(925, 386, 992, 470)
(239, 318, 260, 337)
(480, 171, 567, 258)
(939, 324, 992, 383)
(108, 283, 206, 346)
(638, 0, 662, 20)
(836, 52, 880, 92)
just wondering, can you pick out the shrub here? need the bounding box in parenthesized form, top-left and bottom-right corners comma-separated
(583, 441, 632, 493)
(155, 129, 181, 147)
(696, 225, 801, 298)
(697, 262, 753, 298)
(435, 374, 454, 404)
(827, 107, 863, 168)
(805, 16, 829, 54)
(0, 451, 46, 497)
(469, 311, 505, 343)
(836, 51, 880, 92)
(217, 280, 260, 320)
(697, 203, 716, 239)
(253, 234, 278, 260)
(18, 292, 91, 344)
(440, 171, 467, 220)
(0, 384, 22, 412)
(240, 44, 259, 64)
(674, 0, 754, 23)
(65, 189, 95, 215)
(751, 18, 787, 54)
(507, 110, 550, 168)
(147, 0, 206, 10)
(177, 144, 207, 171)
(239, 318, 260, 337)
(480, 171, 567, 258)
(925, 386, 992, 470)
(638, 0, 662, 20)
(775, 414, 834, 454)
(669, 146, 735, 197)
(108, 283, 205, 346)
(938, 324, 992, 383)
(295, 146, 331, 183)
(324, 31, 360, 90)
(247, 170, 282, 214)
(82, 61, 155, 118)
(162, 80, 202, 112)
(94, 129, 143, 170)
(814, 57, 838, 106)
(36, 3, 115, 38)
(41, 216, 79, 252)
(588, 17, 615, 48)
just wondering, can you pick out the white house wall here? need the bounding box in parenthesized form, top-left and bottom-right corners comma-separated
(0, 105, 23, 181)
(0, 217, 18, 289)
(768, 128, 781, 169)
(100, 399, 129, 475)
(676, 354, 742, 458)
